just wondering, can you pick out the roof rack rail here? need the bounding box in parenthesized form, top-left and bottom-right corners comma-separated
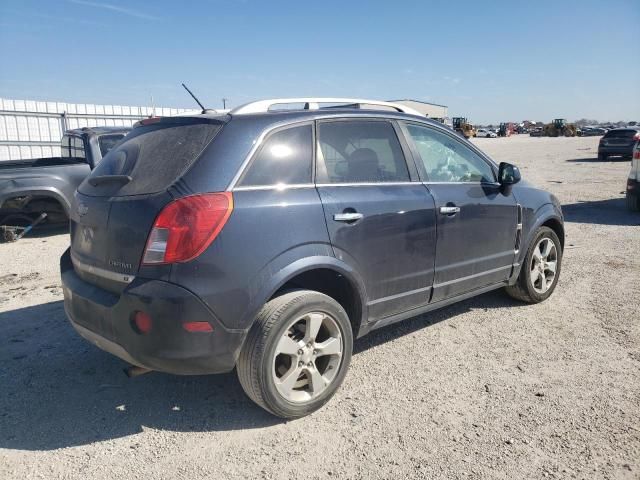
(230, 98, 423, 116)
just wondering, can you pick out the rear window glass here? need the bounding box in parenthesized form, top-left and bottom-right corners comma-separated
(61, 135, 85, 159)
(97, 134, 125, 157)
(604, 129, 637, 139)
(80, 120, 222, 196)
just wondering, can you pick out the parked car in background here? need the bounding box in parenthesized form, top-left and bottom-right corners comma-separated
(598, 127, 640, 161)
(0, 126, 129, 227)
(627, 141, 640, 211)
(476, 128, 497, 138)
(581, 127, 607, 137)
(530, 128, 543, 137)
(61, 98, 565, 419)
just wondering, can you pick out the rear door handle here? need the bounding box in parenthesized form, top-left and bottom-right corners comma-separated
(439, 206, 460, 215)
(333, 212, 363, 222)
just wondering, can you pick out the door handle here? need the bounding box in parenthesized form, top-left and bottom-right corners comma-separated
(333, 212, 363, 222)
(439, 206, 460, 215)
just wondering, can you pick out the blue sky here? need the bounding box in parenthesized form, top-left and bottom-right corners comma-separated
(0, 0, 638, 123)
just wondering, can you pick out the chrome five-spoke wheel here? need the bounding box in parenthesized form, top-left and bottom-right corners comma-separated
(530, 237, 558, 294)
(273, 312, 343, 403)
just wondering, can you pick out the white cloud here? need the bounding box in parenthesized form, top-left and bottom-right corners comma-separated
(68, 0, 159, 21)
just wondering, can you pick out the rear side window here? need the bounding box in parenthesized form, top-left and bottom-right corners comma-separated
(80, 120, 222, 196)
(316, 120, 409, 183)
(239, 124, 312, 187)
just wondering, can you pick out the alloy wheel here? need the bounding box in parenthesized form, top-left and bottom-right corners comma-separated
(272, 312, 343, 403)
(530, 237, 558, 294)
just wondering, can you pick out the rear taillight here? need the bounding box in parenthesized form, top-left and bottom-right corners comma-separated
(634, 149, 640, 160)
(142, 192, 233, 265)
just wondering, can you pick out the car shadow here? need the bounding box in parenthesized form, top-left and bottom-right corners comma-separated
(0, 301, 281, 451)
(0, 289, 523, 451)
(562, 198, 640, 226)
(565, 157, 630, 163)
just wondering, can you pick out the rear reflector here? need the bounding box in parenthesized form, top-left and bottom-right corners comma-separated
(142, 192, 233, 264)
(183, 321, 213, 332)
(133, 311, 153, 334)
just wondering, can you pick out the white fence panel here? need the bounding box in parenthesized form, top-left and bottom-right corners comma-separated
(0, 97, 189, 161)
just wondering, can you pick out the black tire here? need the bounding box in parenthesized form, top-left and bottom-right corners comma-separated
(505, 226, 562, 303)
(598, 153, 607, 161)
(627, 193, 640, 212)
(237, 290, 353, 419)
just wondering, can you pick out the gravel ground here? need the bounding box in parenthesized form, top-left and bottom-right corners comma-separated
(1, 135, 638, 480)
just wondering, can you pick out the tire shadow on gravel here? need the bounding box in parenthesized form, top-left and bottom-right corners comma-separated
(562, 198, 640, 226)
(0, 301, 280, 451)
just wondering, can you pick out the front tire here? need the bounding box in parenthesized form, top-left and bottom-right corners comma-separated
(237, 290, 353, 419)
(506, 227, 562, 303)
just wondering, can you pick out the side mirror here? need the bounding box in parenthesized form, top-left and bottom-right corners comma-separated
(498, 162, 521, 186)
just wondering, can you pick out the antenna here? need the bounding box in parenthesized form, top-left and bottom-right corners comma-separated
(181, 83, 206, 113)
(150, 94, 156, 117)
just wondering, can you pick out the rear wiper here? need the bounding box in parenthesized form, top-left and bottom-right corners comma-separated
(88, 175, 132, 187)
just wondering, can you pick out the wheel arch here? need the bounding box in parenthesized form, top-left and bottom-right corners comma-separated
(1, 187, 70, 214)
(243, 256, 368, 339)
(541, 217, 565, 250)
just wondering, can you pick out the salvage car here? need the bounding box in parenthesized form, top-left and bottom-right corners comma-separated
(61, 98, 564, 418)
(476, 128, 497, 138)
(627, 141, 640, 211)
(598, 127, 640, 161)
(0, 126, 129, 227)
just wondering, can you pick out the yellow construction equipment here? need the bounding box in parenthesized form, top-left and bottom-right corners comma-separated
(543, 119, 577, 137)
(452, 117, 476, 139)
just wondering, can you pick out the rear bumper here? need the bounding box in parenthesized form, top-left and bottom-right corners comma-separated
(598, 145, 634, 157)
(60, 248, 247, 375)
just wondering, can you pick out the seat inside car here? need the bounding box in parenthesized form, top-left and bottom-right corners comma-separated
(347, 148, 379, 182)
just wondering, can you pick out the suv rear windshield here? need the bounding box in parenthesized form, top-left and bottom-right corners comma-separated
(79, 119, 223, 197)
(98, 134, 126, 157)
(604, 129, 638, 139)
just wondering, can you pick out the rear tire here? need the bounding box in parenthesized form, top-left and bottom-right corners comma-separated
(506, 227, 562, 303)
(598, 153, 607, 161)
(237, 290, 353, 419)
(627, 193, 640, 212)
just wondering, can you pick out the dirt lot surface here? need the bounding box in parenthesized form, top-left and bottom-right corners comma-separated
(1, 136, 639, 479)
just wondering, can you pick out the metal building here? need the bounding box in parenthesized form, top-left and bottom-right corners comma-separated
(0, 98, 190, 161)
(388, 99, 448, 119)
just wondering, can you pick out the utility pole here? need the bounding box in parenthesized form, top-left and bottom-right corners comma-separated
(222, 98, 228, 109)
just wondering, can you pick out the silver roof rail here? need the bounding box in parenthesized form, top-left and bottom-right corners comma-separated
(230, 98, 423, 116)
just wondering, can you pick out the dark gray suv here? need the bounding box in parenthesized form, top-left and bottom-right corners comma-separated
(61, 98, 564, 418)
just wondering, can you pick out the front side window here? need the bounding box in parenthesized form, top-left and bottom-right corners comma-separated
(405, 124, 495, 183)
(316, 120, 409, 183)
(239, 124, 312, 187)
